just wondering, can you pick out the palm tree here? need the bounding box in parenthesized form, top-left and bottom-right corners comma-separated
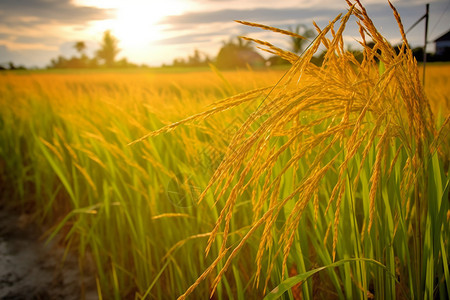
(74, 41, 86, 56)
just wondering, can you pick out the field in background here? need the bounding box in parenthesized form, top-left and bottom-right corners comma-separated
(423, 63, 450, 117)
(0, 63, 448, 299)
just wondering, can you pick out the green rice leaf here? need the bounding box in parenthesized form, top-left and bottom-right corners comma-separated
(264, 258, 388, 300)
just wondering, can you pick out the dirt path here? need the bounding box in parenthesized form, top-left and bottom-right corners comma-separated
(0, 209, 97, 300)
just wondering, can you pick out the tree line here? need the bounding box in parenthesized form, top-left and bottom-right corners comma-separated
(50, 26, 448, 70)
(48, 30, 136, 69)
(1, 26, 447, 71)
(47, 25, 318, 69)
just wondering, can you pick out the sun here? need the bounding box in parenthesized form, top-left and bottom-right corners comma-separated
(75, 0, 186, 47)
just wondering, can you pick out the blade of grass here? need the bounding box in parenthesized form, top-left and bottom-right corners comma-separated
(264, 258, 390, 300)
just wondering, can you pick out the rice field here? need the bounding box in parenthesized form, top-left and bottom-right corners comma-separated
(0, 3, 449, 300)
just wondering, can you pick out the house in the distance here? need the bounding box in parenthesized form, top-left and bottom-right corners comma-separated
(434, 30, 450, 58)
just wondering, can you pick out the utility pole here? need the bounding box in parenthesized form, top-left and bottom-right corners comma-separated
(423, 3, 429, 85)
(405, 4, 430, 85)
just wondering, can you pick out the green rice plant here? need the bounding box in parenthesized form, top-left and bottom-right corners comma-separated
(133, 1, 449, 299)
(1, 2, 449, 299)
(0, 69, 286, 299)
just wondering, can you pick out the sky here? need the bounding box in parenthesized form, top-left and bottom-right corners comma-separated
(0, 0, 449, 68)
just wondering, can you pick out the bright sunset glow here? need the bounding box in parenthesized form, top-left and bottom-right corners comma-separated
(75, 0, 187, 47)
(1, 0, 449, 67)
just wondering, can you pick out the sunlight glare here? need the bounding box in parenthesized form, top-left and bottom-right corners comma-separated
(75, 0, 187, 47)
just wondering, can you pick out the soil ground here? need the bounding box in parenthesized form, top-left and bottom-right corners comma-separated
(0, 209, 97, 300)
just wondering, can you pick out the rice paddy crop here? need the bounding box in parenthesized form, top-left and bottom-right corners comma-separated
(0, 1, 449, 299)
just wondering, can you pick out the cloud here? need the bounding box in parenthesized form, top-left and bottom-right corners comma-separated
(0, 0, 113, 55)
(0, 0, 112, 26)
(160, 0, 449, 48)
(157, 32, 221, 45)
(161, 7, 341, 27)
(162, 0, 445, 29)
(156, 21, 277, 45)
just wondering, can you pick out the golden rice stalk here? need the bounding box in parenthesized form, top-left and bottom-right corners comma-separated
(430, 115, 450, 159)
(387, 144, 403, 178)
(332, 182, 346, 261)
(151, 213, 191, 220)
(128, 86, 273, 146)
(235, 20, 313, 41)
(254, 178, 281, 286)
(240, 36, 299, 64)
(73, 162, 97, 194)
(130, 1, 442, 297)
(313, 187, 319, 224)
(39, 138, 64, 163)
(368, 124, 389, 232)
(388, 0, 408, 45)
(177, 248, 229, 300)
(263, 247, 282, 293)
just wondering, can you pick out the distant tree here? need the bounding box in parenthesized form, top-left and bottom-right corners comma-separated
(188, 49, 202, 67)
(187, 49, 211, 67)
(288, 25, 316, 54)
(48, 54, 97, 69)
(172, 57, 186, 67)
(116, 57, 137, 68)
(216, 37, 265, 69)
(88, 57, 100, 68)
(8, 61, 26, 70)
(169, 49, 211, 68)
(47, 31, 142, 69)
(96, 30, 120, 67)
(74, 41, 86, 56)
(72, 41, 91, 67)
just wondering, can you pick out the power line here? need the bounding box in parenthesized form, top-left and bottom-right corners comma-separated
(404, 4, 430, 85)
(406, 14, 427, 35)
(430, 0, 450, 37)
(423, 3, 429, 86)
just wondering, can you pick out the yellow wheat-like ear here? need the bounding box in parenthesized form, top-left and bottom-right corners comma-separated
(120, 1, 438, 298)
(127, 86, 272, 146)
(388, 0, 408, 46)
(239, 36, 299, 64)
(234, 20, 313, 41)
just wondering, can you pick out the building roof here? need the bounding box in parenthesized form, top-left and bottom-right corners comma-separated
(435, 30, 450, 42)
